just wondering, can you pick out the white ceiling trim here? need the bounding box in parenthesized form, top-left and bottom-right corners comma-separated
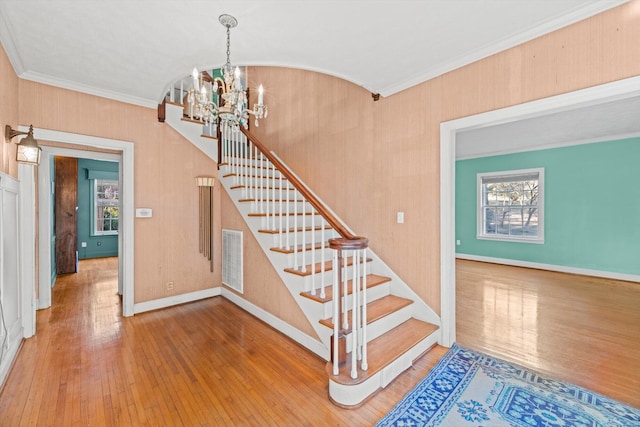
(455, 130, 640, 161)
(20, 70, 158, 109)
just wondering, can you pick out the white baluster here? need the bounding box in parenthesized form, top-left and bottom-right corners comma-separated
(332, 250, 340, 376)
(293, 189, 298, 270)
(272, 166, 276, 231)
(351, 249, 359, 379)
(264, 155, 269, 226)
(342, 252, 348, 330)
(320, 220, 326, 299)
(361, 248, 368, 371)
(279, 171, 284, 248)
(301, 199, 306, 273)
(310, 211, 316, 295)
(285, 179, 290, 251)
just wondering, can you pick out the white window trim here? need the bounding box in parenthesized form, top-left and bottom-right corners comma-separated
(476, 167, 544, 244)
(92, 178, 119, 236)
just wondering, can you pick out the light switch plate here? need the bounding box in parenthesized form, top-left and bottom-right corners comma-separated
(136, 208, 153, 218)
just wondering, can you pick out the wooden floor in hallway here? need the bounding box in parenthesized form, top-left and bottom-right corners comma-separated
(1, 257, 638, 425)
(0, 257, 445, 426)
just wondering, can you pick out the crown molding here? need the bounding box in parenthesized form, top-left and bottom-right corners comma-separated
(378, 0, 628, 97)
(19, 70, 158, 109)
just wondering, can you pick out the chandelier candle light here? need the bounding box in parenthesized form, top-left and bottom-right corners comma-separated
(187, 14, 268, 129)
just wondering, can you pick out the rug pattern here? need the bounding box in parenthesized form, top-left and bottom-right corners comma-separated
(376, 344, 640, 426)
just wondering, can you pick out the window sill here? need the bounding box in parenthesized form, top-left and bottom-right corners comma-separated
(476, 235, 544, 244)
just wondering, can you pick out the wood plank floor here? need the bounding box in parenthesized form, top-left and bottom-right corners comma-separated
(1, 258, 638, 425)
(0, 257, 446, 426)
(457, 259, 640, 409)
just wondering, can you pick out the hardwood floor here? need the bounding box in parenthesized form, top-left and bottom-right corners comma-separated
(0, 257, 446, 426)
(456, 259, 640, 409)
(2, 258, 638, 425)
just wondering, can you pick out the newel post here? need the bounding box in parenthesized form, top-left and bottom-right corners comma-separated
(329, 236, 369, 375)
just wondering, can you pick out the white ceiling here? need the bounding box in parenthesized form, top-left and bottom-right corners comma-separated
(457, 95, 640, 159)
(0, 0, 628, 108)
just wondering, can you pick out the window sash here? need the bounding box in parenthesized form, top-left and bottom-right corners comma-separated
(93, 179, 119, 235)
(477, 168, 544, 243)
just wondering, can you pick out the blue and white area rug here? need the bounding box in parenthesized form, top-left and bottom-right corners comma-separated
(376, 344, 640, 427)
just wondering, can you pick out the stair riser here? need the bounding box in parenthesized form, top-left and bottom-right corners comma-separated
(267, 231, 332, 248)
(328, 331, 440, 407)
(318, 282, 391, 319)
(342, 304, 414, 353)
(224, 168, 287, 182)
(257, 215, 336, 230)
(243, 201, 316, 214)
(281, 251, 335, 271)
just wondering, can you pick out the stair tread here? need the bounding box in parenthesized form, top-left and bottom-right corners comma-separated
(249, 211, 315, 217)
(271, 242, 327, 254)
(258, 225, 328, 235)
(326, 318, 439, 386)
(300, 274, 391, 303)
(231, 185, 296, 191)
(319, 295, 412, 329)
(284, 257, 371, 277)
(239, 198, 305, 203)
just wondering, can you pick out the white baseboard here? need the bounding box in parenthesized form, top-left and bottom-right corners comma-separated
(134, 287, 222, 314)
(0, 331, 23, 391)
(456, 253, 640, 283)
(221, 288, 329, 361)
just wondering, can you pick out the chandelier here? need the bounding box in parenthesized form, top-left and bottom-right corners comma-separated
(187, 14, 267, 129)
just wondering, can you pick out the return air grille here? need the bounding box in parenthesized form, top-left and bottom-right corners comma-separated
(222, 229, 243, 293)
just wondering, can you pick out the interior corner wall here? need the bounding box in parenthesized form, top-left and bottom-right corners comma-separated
(248, 3, 640, 313)
(455, 137, 640, 276)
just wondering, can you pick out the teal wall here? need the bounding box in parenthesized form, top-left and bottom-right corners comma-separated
(77, 159, 119, 259)
(456, 137, 640, 276)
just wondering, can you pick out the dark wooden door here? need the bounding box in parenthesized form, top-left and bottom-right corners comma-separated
(55, 156, 78, 274)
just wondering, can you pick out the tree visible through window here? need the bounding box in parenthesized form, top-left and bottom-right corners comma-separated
(95, 179, 119, 235)
(477, 168, 544, 242)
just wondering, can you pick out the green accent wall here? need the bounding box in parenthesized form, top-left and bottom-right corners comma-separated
(77, 158, 119, 259)
(456, 137, 640, 276)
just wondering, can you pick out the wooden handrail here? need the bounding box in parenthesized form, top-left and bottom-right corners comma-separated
(239, 127, 367, 245)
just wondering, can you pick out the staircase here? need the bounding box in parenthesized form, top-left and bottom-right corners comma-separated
(161, 100, 441, 407)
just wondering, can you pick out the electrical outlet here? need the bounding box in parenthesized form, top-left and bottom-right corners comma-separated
(456, 240, 461, 246)
(397, 212, 404, 224)
(81, 242, 87, 248)
(166, 281, 174, 291)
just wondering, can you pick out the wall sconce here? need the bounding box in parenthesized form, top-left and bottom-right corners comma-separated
(5, 124, 41, 166)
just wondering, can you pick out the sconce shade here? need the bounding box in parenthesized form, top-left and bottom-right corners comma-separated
(5, 124, 41, 166)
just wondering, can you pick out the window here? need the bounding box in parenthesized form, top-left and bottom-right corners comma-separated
(477, 168, 543, 243)
(94, 179, 119, 235)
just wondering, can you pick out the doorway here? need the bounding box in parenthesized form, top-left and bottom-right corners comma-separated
(17, 126, 135, 331)
(439, 75, 640, 347)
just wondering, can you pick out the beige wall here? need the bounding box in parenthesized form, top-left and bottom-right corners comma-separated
(17, 79, 221, 304)
(0, 42, 19, 177)
(246, 3, 640, 314)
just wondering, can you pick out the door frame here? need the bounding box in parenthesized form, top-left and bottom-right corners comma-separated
(20, 126, 135, 322)
(439, 75, 640, 347)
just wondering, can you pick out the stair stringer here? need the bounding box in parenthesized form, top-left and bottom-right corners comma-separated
(165, 102, 218, 162)
(219, 169, 442, 356)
